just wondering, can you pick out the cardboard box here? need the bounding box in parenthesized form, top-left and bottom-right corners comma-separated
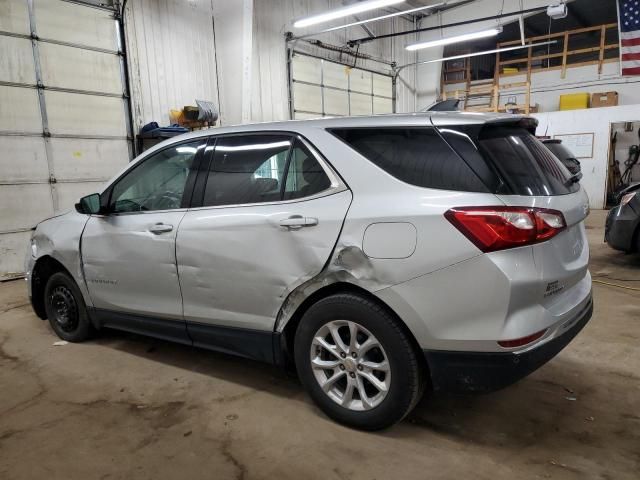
(591, 91, 618, 108)
(559, 93, 590, 111)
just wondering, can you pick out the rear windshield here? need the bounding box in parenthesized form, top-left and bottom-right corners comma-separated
(544, 142, 576, 161)
(329, 127, 489, 193)
(478, 128, 579, 196)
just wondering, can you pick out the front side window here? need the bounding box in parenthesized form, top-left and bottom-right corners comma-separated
(202, 135, 333, 207)
(110, 140, 203, 213)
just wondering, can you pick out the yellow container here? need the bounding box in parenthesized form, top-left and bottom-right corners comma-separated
(503, 67, 519, 74)
(559, 93, 590, 111)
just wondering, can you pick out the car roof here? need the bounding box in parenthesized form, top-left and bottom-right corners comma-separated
(166, 112, 534, 143)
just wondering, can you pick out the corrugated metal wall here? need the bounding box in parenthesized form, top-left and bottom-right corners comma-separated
(124, 0, 220, 133)
(251, 0, 418, 121)
(123, 0, 419, 127)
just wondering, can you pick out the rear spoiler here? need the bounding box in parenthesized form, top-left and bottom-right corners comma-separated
(484, 116, 538, 135)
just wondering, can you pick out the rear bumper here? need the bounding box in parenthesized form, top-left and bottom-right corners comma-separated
(605, 206, 639, 252)
(424, 294, 593, 393)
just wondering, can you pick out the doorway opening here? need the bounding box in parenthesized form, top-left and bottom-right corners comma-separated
(607, 121, 640, 208)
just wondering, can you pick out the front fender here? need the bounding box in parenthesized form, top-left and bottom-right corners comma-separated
(29, 211, 92, 307)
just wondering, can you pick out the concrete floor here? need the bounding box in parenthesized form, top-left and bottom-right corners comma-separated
(1, 210, 639, 480)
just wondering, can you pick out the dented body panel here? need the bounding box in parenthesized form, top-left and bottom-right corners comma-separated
(26, 210, 92, 306)
(26, 112, 592, 388)
(177, 190, 352, 331)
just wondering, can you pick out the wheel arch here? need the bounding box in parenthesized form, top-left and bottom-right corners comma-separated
(31, 255, 73, 319)
(277, 282, 428, 377)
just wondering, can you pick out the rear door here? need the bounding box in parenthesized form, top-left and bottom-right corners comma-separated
(176, 133, 351, 350)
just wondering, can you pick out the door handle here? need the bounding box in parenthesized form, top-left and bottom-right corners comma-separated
(148, 223, 173, 234)
(279, 215, 319, 230)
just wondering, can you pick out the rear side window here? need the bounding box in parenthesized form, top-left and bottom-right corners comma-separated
(479, 128, 579, 196)
(284, 141, 332, 200)
(330, 128, 489, 192)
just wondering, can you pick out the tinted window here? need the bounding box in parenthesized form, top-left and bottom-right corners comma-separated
(111, 140, 202, 213)
(203, 135, 292, 206)
(330, 127, 488, 192)
(479, 128, 579, 195)
(284, 141, 332, 200)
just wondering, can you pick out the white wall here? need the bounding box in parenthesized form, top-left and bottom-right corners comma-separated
(125, 0, 418, 129)
(533, 105, 640, 209)
(492, 62, 640, 112)
(124, 0, 220, 132)
(251, 0, 418, 121)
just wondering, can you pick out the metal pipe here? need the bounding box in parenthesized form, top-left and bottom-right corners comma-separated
(348, 6, 548, 46)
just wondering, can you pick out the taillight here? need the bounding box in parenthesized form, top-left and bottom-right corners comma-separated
(498, 329, 547, 348)
(444, 206, 566, 252)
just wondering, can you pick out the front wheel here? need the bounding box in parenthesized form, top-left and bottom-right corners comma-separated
(44, 272, 92, 342)
(294, 293, 424, 430)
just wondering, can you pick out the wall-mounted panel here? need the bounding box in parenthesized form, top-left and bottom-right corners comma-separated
(0, 36, 36, 84)
(50, 138, 129, 181)
(0, 86, 42, 132)
(350, 70, 372, 94)
(293, 82, 322, 114)
(0, 137, 48, 182)
(39, 43, 122, 94)
(324, 88, 348, 116)
(55, 181, 105, 213)
(45, 91, 127, 136)
(323, 61, 348, 89)
(34, 0, 118, 50)
(0, 0, 30, 35)
(350, 93, 373, 116)
(0, 184, 54, 232)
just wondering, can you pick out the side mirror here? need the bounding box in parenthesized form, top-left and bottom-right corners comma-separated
(75, 193, 103, 215)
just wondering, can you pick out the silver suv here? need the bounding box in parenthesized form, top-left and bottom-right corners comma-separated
(26, 113, 593, 430)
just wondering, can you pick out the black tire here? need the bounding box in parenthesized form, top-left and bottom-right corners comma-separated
(44, 271, 92, 342)
(294, 293, 424, 430)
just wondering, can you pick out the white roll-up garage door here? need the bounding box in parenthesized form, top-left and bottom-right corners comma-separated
(0, 0, 131, 279)
(290, 51, 394, 120)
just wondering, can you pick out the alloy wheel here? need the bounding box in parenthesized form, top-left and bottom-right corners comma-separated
(310, 320, 391, 411)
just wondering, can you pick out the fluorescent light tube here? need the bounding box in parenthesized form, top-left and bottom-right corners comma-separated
(406, 27, 502, 51)
(294, 0, 405, 29)
(317, 3, 444, 35)
(395, 40, 556, 73)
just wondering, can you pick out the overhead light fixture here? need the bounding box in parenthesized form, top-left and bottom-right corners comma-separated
(294, 0, 405, 29)
(406, 27, 503, 51)
(397, 40, 556, 72)
(298, 3, 444, 37)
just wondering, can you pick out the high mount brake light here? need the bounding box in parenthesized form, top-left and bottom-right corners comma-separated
(444, 206, 566, 252)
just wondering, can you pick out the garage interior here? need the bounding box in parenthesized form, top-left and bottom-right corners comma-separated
(1, 0, 639, 478)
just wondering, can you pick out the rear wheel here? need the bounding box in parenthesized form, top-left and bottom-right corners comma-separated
(294, 293, 424, 430)
(44, 272, 92, 342)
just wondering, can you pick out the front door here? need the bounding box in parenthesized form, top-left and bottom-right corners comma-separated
(81, 139, 206, 340)
(176, 134, 351, 356)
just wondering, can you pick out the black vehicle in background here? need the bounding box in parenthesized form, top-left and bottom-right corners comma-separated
(605, 184, 640, 253)
(542, 139, 582, 175)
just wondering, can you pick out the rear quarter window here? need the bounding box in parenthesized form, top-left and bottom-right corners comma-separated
(330, 127, 489, 193)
